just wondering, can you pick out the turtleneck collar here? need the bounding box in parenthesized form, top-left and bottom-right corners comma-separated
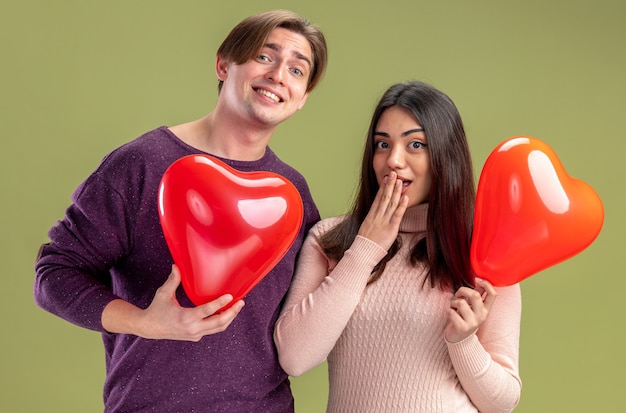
(399, 203, 428, 234)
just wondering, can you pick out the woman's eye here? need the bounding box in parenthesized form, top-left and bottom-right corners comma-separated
(410, 141, 426, 149)
(375, 141, 388, 149)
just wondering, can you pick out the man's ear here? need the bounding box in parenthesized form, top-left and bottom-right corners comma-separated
(216, 55, 229, 81)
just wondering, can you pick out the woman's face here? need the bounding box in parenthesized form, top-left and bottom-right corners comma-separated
(372, 106, 432, 208)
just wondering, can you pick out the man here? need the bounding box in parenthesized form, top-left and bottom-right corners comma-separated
(34, 10, 327, 412)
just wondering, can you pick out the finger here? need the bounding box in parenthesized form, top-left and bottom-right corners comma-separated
(475, 278, 498, 310)
(384, 178, 405, 216)
(455, 285, 485, 303)
(454, 286, 475, 300)
(385, 171, 398, 188)
(447, 307, 465, 324)
(197, 294, 234, 318)
(371, 172, 396, 214)
(447, 306, 472, 333)
(389, 194, 409, 224)
(155, 265, 182, 298)
(446, 307, 479, 343)
(383, 173, 404, 212)
(216, 300, 245, 320)
(465, 289, 485, 309)
(200, 300, 245, 335)
(450, 297, 471, 316)
(365, 189, 383, 218)
(169, 264, 181, 283)
(370, 176, 403, 224)
(475, 278, 496, 294)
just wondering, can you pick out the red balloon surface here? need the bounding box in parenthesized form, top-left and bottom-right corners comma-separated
(471, 137, 603, 286)
(158, 154, 303, 309)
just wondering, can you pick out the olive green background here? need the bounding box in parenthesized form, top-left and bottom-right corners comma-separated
(2, 0, 624, 411)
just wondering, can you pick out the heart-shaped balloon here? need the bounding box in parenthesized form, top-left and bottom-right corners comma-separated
(471, 136, 603, 286)
(158, 154, 303, 309)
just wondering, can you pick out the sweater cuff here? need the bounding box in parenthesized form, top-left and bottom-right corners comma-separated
(330, 235, 388, 291)
(446, 333, 491, 377)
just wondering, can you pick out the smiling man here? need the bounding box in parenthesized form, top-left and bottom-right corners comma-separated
(34, 10, 327, 413)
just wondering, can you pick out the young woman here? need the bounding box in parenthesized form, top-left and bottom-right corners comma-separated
(274, 81, 522, 412)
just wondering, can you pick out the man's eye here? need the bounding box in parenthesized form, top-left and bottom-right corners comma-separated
(291, 68, 303, 76)
(258, 55, 270, 62)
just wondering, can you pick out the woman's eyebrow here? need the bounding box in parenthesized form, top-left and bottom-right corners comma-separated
(402, 128, 424, 137)
(374, 128, 424, 138)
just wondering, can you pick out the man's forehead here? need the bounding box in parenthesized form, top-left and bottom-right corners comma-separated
(263, 28, 313, 67)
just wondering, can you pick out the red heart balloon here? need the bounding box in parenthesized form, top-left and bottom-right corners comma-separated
(471, 137, 603, 286)
(158, 154, 303, 309)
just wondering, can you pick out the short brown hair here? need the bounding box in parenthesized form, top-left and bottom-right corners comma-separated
(216, 10, 328, 93)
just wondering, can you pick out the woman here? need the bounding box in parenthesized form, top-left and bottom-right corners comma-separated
(274, 81, 522, 412)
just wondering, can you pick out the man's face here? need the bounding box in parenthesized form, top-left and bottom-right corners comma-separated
(217, 27, 312, 128)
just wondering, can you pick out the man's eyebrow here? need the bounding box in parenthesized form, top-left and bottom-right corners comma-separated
(264, 42, 312, 68)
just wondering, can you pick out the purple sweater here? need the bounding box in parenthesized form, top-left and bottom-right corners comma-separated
(34, 126, 320, 412)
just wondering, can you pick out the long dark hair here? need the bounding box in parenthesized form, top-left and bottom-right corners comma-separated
(319, 81, 476, 291)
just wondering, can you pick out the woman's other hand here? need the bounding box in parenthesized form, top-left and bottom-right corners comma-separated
(445, 278, 497, 343)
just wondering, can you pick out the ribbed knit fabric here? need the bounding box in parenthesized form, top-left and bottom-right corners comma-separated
(275, 204, 522, 413)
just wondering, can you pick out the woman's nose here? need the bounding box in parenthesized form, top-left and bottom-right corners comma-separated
(387, 148, 405, 169)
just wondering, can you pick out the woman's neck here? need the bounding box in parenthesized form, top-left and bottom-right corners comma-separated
(399, 203, 429, 234)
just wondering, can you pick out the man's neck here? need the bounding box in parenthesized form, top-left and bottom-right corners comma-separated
(169, 113, 275, 161)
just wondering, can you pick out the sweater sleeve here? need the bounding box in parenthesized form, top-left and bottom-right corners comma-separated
(446, 283, 522, 413)
(274, 219, 388, 377)
(34, 172, 132, 332)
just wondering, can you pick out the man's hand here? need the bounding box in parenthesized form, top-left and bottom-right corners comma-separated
(102, 265, 245, 341)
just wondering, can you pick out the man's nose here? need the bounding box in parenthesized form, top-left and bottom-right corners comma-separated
(266, 63, 287, 84)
